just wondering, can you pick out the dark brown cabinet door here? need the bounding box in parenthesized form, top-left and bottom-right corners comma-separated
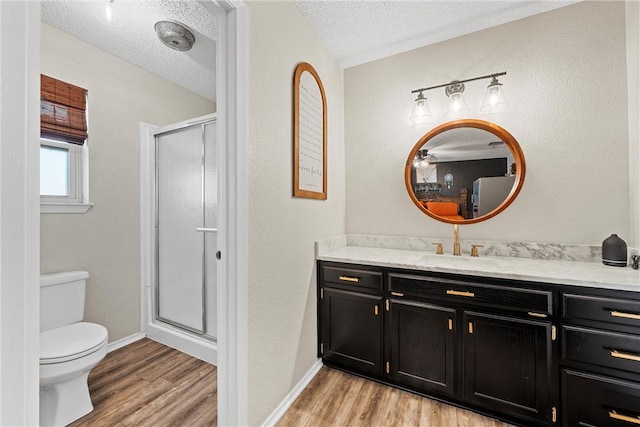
(562, 369, 640, 427)
(320, 288, 383, 376)
(463, 311, 553, 425)
(388, 299, 456, 397)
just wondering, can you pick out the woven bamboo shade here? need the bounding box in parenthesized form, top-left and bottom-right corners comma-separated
(40, 74, 88, 145)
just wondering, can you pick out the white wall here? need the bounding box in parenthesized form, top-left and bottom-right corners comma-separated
(40, 23, 215, 342)
(345, 1, 631, 246)
(247, 1, 345, 424)
(627, 0, 640, 250)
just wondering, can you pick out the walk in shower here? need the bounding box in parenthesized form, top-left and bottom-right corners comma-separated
(142, 114, 218, 364)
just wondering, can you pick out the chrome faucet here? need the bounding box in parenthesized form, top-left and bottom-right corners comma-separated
(453, 224, 461, 256)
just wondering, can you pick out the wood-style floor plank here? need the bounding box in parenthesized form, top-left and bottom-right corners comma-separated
(74, 377, 174, 426)
(69, 338, 217, 427)
(277, 366, 340, 427)
(322, 372, 364, 426)
(120, 362, 216, 426)
(389, 388, 422, 426)
(302, 369, 360, 427)
(338, 375, 382, 426)
(71, 339, 515, 427)
(277, 366, 516, 427)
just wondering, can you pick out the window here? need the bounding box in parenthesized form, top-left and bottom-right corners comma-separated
(40, 75, 91, 213)
(40, 138, 84, 203)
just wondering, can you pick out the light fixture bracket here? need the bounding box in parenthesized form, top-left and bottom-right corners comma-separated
(488, 76, 501, 87)
(412, 71, 506, 95)
(445, 81, 465, 97)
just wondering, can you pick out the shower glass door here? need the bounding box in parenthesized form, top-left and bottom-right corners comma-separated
(156, 117, 217, 339)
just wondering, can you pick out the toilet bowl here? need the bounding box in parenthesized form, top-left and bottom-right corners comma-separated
(39, 271, 108, 426)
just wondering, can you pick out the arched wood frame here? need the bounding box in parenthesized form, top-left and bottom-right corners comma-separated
(405, 119, 526, 224)
(293, 62, 328, 200)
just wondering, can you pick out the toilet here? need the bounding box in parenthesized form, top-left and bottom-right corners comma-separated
(39, 271, 108, 426)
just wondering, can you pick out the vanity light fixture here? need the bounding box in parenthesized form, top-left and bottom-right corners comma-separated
(410, 71, 507, 122)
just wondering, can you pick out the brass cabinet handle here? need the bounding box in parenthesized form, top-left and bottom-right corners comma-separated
(390, 291, 404, 297)
(527, 312, 548, 318)
(338, 276, 359, 283)
(611, 310, 640, 320)
(611, 350, 640, 362)
(446, 289, 475, 298)
(609, 410, 640, 425)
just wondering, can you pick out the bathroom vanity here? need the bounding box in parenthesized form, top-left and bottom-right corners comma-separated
(317, 118, 640, 425)
(316, 246, 640, 427)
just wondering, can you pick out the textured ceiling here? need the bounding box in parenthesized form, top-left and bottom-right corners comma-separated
(41, 0, 217, 101)
(295, 0, 579, 68)
(41, 1, 579, 101)
(426, 127, 511, 162)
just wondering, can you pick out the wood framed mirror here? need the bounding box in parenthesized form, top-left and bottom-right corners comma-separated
(405, 119, 525, 224)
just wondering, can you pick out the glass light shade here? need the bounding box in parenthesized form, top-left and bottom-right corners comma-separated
(409, 93, 433, 124)
(480, 79, 508, 113)
(445, 92, 469, 118)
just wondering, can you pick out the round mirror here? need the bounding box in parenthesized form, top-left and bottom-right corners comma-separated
(405, 119, 525, 224)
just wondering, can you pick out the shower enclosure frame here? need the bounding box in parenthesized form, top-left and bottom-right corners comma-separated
(139, 113, 218, 365)
(154, 115, 217, 339)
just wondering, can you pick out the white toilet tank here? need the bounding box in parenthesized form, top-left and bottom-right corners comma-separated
(40, 271, 89, 332)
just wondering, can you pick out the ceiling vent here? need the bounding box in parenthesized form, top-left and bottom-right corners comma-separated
(154, 20, 195, 51)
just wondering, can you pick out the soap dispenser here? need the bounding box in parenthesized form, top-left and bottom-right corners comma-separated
(602, 234, 627, 267)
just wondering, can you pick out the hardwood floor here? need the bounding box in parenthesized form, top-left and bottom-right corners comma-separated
(71, 339, 512, 427)
(277, 367, 515, 427)
(70, 338, 217, 427)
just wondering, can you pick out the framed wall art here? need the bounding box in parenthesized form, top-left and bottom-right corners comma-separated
(293, 62, 327, 200)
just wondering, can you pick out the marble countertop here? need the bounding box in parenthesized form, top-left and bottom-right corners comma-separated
(317, 245, 640, 293)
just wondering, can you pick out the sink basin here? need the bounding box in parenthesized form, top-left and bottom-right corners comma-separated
(419, 253, 500, 268)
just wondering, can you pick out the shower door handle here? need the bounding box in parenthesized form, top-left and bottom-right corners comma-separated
(196, 228, 218, 233)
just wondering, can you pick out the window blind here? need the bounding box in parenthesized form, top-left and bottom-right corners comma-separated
(40, 74, 88, 145)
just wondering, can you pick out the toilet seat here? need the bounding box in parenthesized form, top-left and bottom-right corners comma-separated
(40, 322, 108, 365)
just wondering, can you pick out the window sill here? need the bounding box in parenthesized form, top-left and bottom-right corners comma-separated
(40, 202, 93, 214)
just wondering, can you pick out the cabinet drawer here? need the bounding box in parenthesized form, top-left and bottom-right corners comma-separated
(562, 325, 640, 374)
(322, 265, 383, 291)
(388, 273, 552, 314)
(562, 369, 640, 427)
(563, 294, 640, 328)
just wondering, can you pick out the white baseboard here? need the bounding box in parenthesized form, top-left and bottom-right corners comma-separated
(107, 332, 146, 353)
(261, 359, 323, 427)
